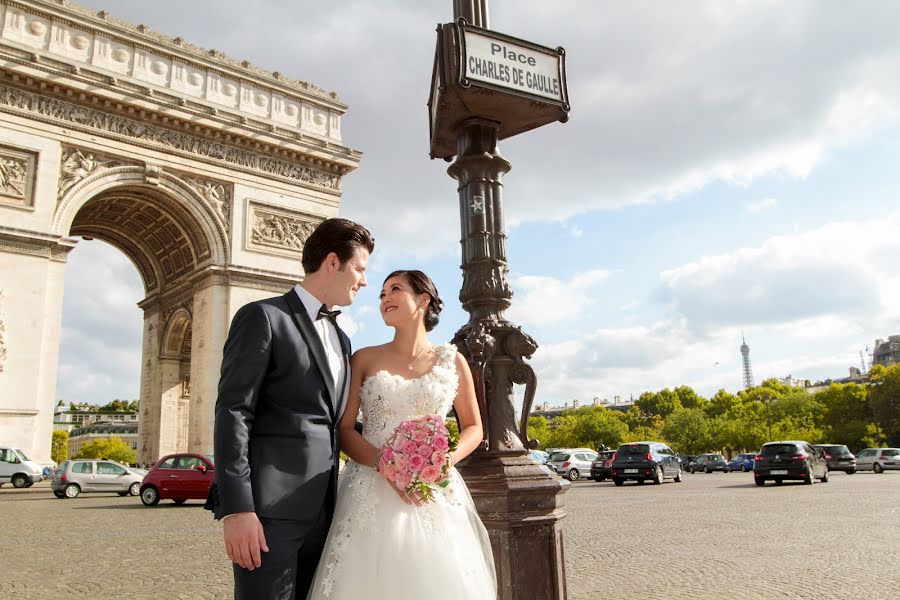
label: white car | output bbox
[547,449,598,481]
[0,446,44,488]
[855,448,900,473]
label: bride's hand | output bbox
[378,469,424,506]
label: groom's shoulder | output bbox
[234,293,292,320]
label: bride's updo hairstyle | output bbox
[384,270,444,332]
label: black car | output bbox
[689,454,729,473]
[610,441,683,486]
[753,441,829,486]
[589,451,616,482]
[813,444,856,474]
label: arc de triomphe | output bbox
[0,0,360,465]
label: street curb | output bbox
[0,482,53,495]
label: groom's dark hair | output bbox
[302,218,374,274]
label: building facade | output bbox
[872,335,900,368]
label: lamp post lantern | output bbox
[428,2,571,598]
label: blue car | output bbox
[727,453,755,472]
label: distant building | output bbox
[805,367,869,394]
[54,405,140,457]
[872,335,900,368]
[778,374,811,388]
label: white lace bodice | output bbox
[358,343,459,448]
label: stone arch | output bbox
[53,166,229,294]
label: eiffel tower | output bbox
[741,333,755,389]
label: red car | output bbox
[140,453,214,506]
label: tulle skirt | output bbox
[308,462,496,599]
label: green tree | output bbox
[817,383,875,451]
[51,430,68,464]
[705,389,739,419]
[98,399,139,412]
[571,407,628,450]
[74,436,136,465]
[868,363,900,446]
[635,389,683,419]
[622,406,664,442]
[673,386,708,411]
[662,408,711,454]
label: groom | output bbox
[213,217,374,599]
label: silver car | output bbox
[855,448,900,473]
[547,449,598,481]
[51,459,144,498]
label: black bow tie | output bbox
[317,304,341,322]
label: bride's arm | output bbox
[450,352,484,465]
[338,350,380,469]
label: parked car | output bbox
[689,454,729,473]
[529,450,549,465]
[610,441,683,486]
[51,459,143,498]
[813,444,856,474]
[727,453,756,472]
[547,449,598,481]
[753,441,828,486]
[0,446,44,488]
[589,451,616,482]
[678,454,697,471]
[854,447,900,473]
[140,453,215,506]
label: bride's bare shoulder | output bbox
[351,344,390,375]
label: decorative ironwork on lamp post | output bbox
[428,2,571,598]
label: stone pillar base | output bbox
[459,452,569,600]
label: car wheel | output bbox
[140,485,160,506]
[128,482,141,496]
[117,491,129,497]
[847,469,856,475]
[53,490,66,498]
[613,478,624,487]
[689,467,695,474]
[755,478,765,486]
[11,474,28,488]
[567,469,580,482]
[741,465,748,472]
[706,466,712,474]
[804,471,814,485]
[775,478,783,485]
[874,463,884,474]
[637,479,645,485]
[820,469,829,483]
[64,483,80,498]
[173,499,187,505]
[674,467,683,483]
[653,466,664,485]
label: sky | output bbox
[57,1,900,407]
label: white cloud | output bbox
[746,197,778,213]
[507,269,612,326]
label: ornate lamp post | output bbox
[428,2,571,598]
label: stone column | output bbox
[188,281,230,456]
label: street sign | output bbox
[428,20,569,160]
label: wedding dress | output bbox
[308,343,497,599]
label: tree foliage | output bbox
[51,430,68,464]
[74,436,136,465]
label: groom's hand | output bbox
[223,511,269,570]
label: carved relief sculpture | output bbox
[251,207,319,252]
[180,175,231,227]
[0,145,37,207]
[58,147,123,199]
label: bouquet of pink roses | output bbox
[376,414,459,503]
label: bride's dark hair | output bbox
[384,270,444,332]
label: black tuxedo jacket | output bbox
[212,290,350,522]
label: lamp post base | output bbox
[459,452,570,600]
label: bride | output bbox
[307,270,497,599]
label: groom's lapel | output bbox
[334,330,351,422]
[284,291,337,416]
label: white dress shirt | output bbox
[293,284,345,388]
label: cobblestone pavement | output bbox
[2,472,898,599]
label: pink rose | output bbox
[431,451,447,467]
[381,447,394,461]
[403,440,418,454]
[419,465,441,484]
[392,436,407,451]
[412,430,429,442]
[402,421,417,433]
[433,435,449,451]
[416,444,433,457]
[408,454,426,472]
[393,454,408,471]
[382,464,397,481]
[394,471,412,490]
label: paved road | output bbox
[2,472,898,599]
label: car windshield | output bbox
[14,449,29,461]
[711,456,724,461]
[618,444,650,455]
[882,449,900,457]
[821,445,850,454]
[204,455,215,465]
[762,444,800,456]
[549,453,570,462]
